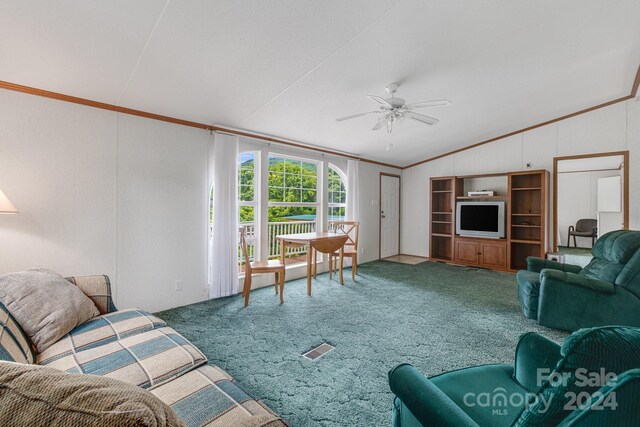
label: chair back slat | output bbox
[239,226,251,275]
[330,221,359,249]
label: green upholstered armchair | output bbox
[516,230,640,331]
[389,326,640,427]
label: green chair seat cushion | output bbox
[516,270,541,319]
[430,364,527,427]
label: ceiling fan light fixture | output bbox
[335,83,451,133]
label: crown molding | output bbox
[403,63,640,170]
[0,80,402,170]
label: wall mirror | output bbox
[553,151,629,264]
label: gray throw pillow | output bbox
[0,361,185,427]
[0,269,100,353]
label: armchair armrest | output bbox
[526,257,582,274]
[513,332,562,392]
[389,364,478,427]
[540,270,615,295]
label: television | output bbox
[456,201,506,238]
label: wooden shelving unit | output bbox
[508,171,548,270]
[429,170,549,272]
[429,177,456,261]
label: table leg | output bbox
[306,245,313,296]
[339,246,344,286]
[280,239,285,265]
[312,248,317,278]
[279,269,285,304]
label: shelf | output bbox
[456,196,507,200]
[511,224,540,228]
[431,233,452,238]
[432,211,453,215]
[432,221,452,224]
[511,187,541,191]
[511,213,541,216]
[511,239,541,244]
[433,190,453,193]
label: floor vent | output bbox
[302,343,335,360]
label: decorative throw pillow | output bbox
[0,361,185,427]
[0,269,99,353]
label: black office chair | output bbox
[568,218,597,247]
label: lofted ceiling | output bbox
[1,0,639,167]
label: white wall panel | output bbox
[116,114,209,312]
[522,123,557,171]
[557,101,627,156]
[0,90,116,279]
[453,134,523,175]
[400,156,454,256]
[628,98,640,230]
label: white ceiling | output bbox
[1,0,639,167]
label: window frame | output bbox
[327,164,347,221]
[238,151,260,267]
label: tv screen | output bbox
[460,205,499,232]
[456,202,505,238]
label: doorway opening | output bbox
[553,151,629,265]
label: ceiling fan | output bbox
[336,83,451,133]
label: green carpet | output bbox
[157,260,568,426]
[558,245,592,256]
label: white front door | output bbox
[380,175,400,258]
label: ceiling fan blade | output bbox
[406,99,452,109]
[372,115,388,131]
[405,111,439,125]
[335,111,383,121]
[367,95,393,108]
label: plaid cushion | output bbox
[0,302,34,364]
[151,364,287,427]
[41,327,206,390]
[67,275,117,314]
[37,309,166,365]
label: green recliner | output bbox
[517,230,640,331]
[389,326,640,427]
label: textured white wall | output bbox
[402,99,640,257]
[0,90,209,312]
[116,114,209,312]
[0,89,400,311]
[0,90,117,280]
[557,170,622,248]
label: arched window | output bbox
[328,165,347,221]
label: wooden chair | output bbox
[328,221,359,281]
[240,226,285,307]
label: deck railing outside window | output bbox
[213,220,316,266]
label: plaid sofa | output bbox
[0,275,287,427]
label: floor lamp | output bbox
[0,187,19,214]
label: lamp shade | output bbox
[0,188,18,214]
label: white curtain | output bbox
[346,159,360,221]
[209,133,239,298]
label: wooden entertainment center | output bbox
[429,170,549,272]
